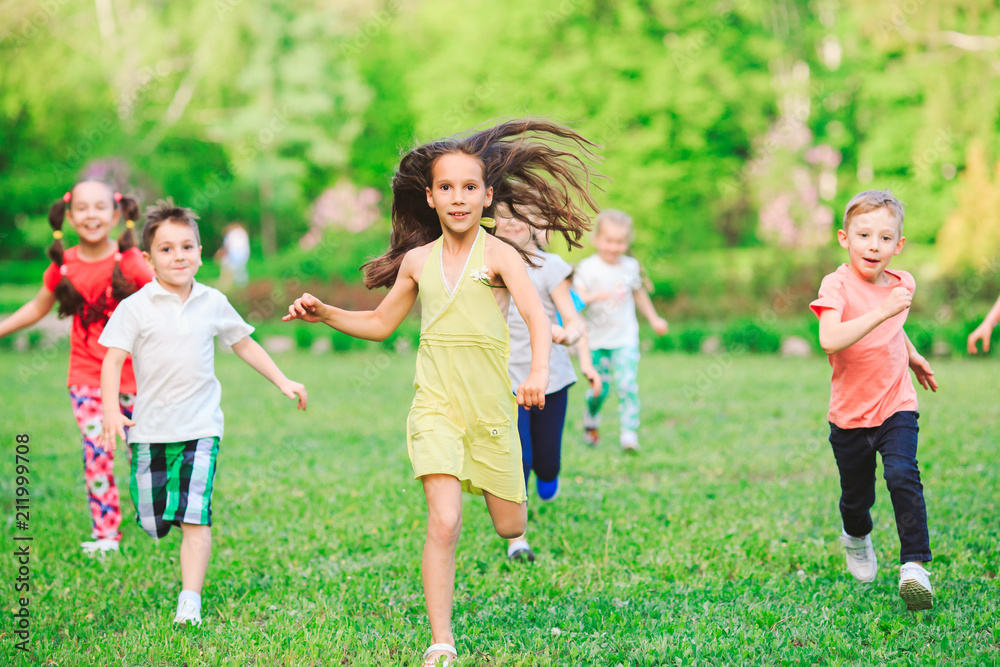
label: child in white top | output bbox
[573,209,668,451]
[99,200,306,626]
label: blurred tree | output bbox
[936,141,1000,275]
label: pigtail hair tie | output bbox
[62,192,71,203]
[125,220,135,229]
[52,230,64,240]
[114,192,123,202]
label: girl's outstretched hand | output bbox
[99,413,135,452]
[283,293,327,324]
[279,380,308,410]
[517,370,548,410]
[967,321,993,354]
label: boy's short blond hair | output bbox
[595,209,633,238]
[843,190,905,235]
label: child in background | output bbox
[967,294,1000,354]
[99,200,307,626]
[284,119,598,667]
[0,181,152,555]
[810,190,938,610]
[496,206,601,562]
[573,209,668,452]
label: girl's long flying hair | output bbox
[363,118,601,289]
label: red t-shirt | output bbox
[42,246,153,392]
[810,264,918,429]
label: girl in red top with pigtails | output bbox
[0,180,153,556]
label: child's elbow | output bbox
[818,337,839,356]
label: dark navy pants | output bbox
[518,385,570,488]
[829,411,932,563]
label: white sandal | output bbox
[422,643,457,666]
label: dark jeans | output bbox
[518,385,570,487]
[829,410,932,564]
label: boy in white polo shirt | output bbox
[98,200,307,626]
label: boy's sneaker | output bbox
[174,596,202,626]
[620,431,640,453]
[507,539,536,563]
[839,529,877,583]
[898,562,933,611]
[584,427,599,447]
[81,538,120,558]
[537,476,559,502]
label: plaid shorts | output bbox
[129,437,220,539]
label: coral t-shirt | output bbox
[42,246,153,392]
[809,264,918,429]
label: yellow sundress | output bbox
[406,226,527,503]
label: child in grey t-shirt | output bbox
[498,206,599,562]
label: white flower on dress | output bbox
[469,265,491,286]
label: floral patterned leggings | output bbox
[69,385,134,541]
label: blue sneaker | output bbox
[537,476,559,502]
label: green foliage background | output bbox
[2,0,1000,315]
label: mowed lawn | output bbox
[1,347,998,666]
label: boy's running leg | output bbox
[875,412,931,565]
[874,411,933,609]
[421,474,463,653]
[180,523,212,593]
[176,523,211,625]
[829,423,879,581]
[611,345,641,451]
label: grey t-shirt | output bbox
[507,250,577,393]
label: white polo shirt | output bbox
[99,278,254,444]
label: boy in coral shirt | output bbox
[810,190,938,610]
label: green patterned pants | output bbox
[584,344,641,435]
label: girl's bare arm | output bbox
[0,287,56,338]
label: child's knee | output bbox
[427,510,462,545]
[180,522,212,545]
[883,462,921,491]
[492,508,527,539]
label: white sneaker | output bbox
[620,430,640,453]
[81,539,120,558]
[174,598,202,626]
[899,562,933,610]
[839,529,877,583]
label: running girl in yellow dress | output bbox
[284,118,598,666]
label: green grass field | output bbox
[1,349,998,666]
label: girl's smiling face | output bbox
[66,181,119,248]
[425,152,493,234]
[838,207,905,284]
